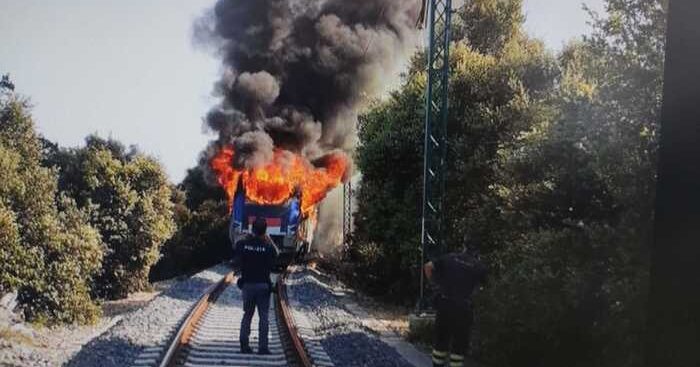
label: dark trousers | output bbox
[240,282,271,350]
[433,297,473,366]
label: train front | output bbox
[211,147,346,266]
[229,186,316,265]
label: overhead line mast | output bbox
[343,179,353,250]
[419,0,453,310]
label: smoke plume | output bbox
[196,0,422,167]
[313,185,344,256]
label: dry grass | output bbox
[0,326,37,347]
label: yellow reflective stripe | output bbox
[450,354,465,361]
[433,356,446,364]
[432,350,448,357]
[449,362,463,367]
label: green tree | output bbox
[150,195,230,281]
[477,1,666,365]
[150,166,231,281]
[51,136,176,299]
[352,75,426,300]
[354,0,665,365]
[179,165,227,209]
[0,84,103,324]
[352,0,556,302]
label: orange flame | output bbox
[210,146,348,217]
[210,146,241,209]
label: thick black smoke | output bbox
[196,0,422,169]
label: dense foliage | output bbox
[352,0,666,365]
[0,87,103,324]
[353,0,556,302]
[46,136,176,299]
[0,74,232,321]
[0,77,177,321]
[149,166,231,281]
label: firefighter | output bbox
[423,236,487,367]
[233,217,279,355]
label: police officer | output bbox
[233,217,279,354]
[424,236,487,367]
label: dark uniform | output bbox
[233,235,279,354]
[430,251,487,367]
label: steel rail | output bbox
[157,266,312,367]
[159,271,234,367]
[277,268,314,367]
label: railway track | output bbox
[139,266,332,367]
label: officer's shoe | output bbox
[240,345,253,354]
[258,348,271,355]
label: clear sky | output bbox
[1,0,605,183]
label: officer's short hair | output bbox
[252,217,267,236]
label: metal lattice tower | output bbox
[343,180,353,249]
[420,0,453,310]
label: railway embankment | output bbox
[286,265,432,367]
[1,263,438,367]
[0,265,229,367]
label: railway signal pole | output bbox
[419,0,453,310]
[343,180,353,250]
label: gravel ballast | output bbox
[285,266,428,367]
[2,264,429,367]
[0,310,122,367]
[65,264,231,367]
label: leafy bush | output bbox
[150,191,231,281]
[150,164,232,281]
[352,0,555,303]
[49,137,176,299]
[0,201,27,295]
[476,226,648,367]
[0,90,103,324]
[350,75,425,303]
[352,0,663,365]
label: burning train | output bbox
[198,0,420,261]
[227,184,317,264]
[211,146,348,263]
